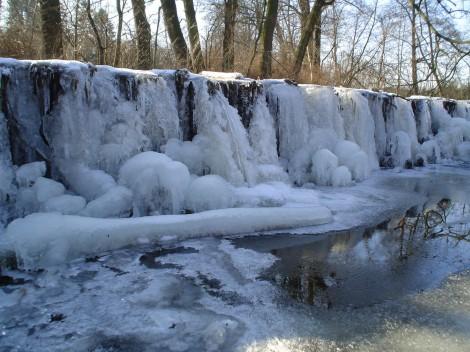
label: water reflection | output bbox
[239,200,470,309]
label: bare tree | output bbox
[39,0,64,58]
[86,0,105,64]
[183,0,205,72]
[131,0,152,69]
[223,0,238,71]
[153,6,162,67]
[292,0,334,79]
[161,0,189,67]
[113,0,125,66]
[259,0,279,78]
[409,0,418,94]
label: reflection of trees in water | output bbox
[396,199,470,259]
[272,199,470,308]
[277,268,334,308]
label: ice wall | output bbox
[1,59,469,225]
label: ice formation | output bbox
[185,175,235,213]
[1,59,470,266]
[4,206,333,268]
[311,149,338,186]
[42,194,86,215]
[118,151,190,215]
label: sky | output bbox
[100,0,469,42]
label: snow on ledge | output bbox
[4,206,332,269]
[199,71,246,81]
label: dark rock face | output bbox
[381,95,394,123]
[195,77,265,130]
[174,70,197,141]
[443,100,457,117]
[379,155,394,168]
[30,63,65,115]
[411,99,430,143]
[265,92,281,157]
[116,74,139,101]
[219,80,262,129]
[1,66,51,168]
[414,156,425,167]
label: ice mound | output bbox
[347,150,370,181]
[62,164,116,201]
[185,175,235,213]
[334,140,361,165]
[289,129,339,185]
[234,182,290,207]
[32,177,65,203]
[332,166,353,187]
[15,161,46,187]
[311,149,338,186]
[42,194,86,215]
[334,140,370,181]
[420,140,441,164]
[118,151,190,215]
[15,174,71,217]
[80,186,133,218]
[5,206,333,268]
[162,138,206,175]
[256,164,289,183]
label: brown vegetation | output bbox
[0,0,468,98]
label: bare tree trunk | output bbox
[183,0,205,72]
[223,0,238,71]
[247,0,266,77]
[378,21,386,89]
[299,0,315,80]
[86,0,105,64]
[153,6,162,67]
[73,0,79,60]
[425,8,443,95]
[332,3,339,83]
[396,17,404,94]
[313,18,321,70]
[161,0,189,67]
[113,0,124,67]
[408,0,418,94]
[259,0,279,78]
[292,0,331,80]
[39,0,64,58]
[131,0,152,69]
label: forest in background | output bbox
[0,0,469,99]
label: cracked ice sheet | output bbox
[0,238,321,352]
[2,236,469,352]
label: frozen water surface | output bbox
[1,166,470,352]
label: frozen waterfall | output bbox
[1,59,470,266]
